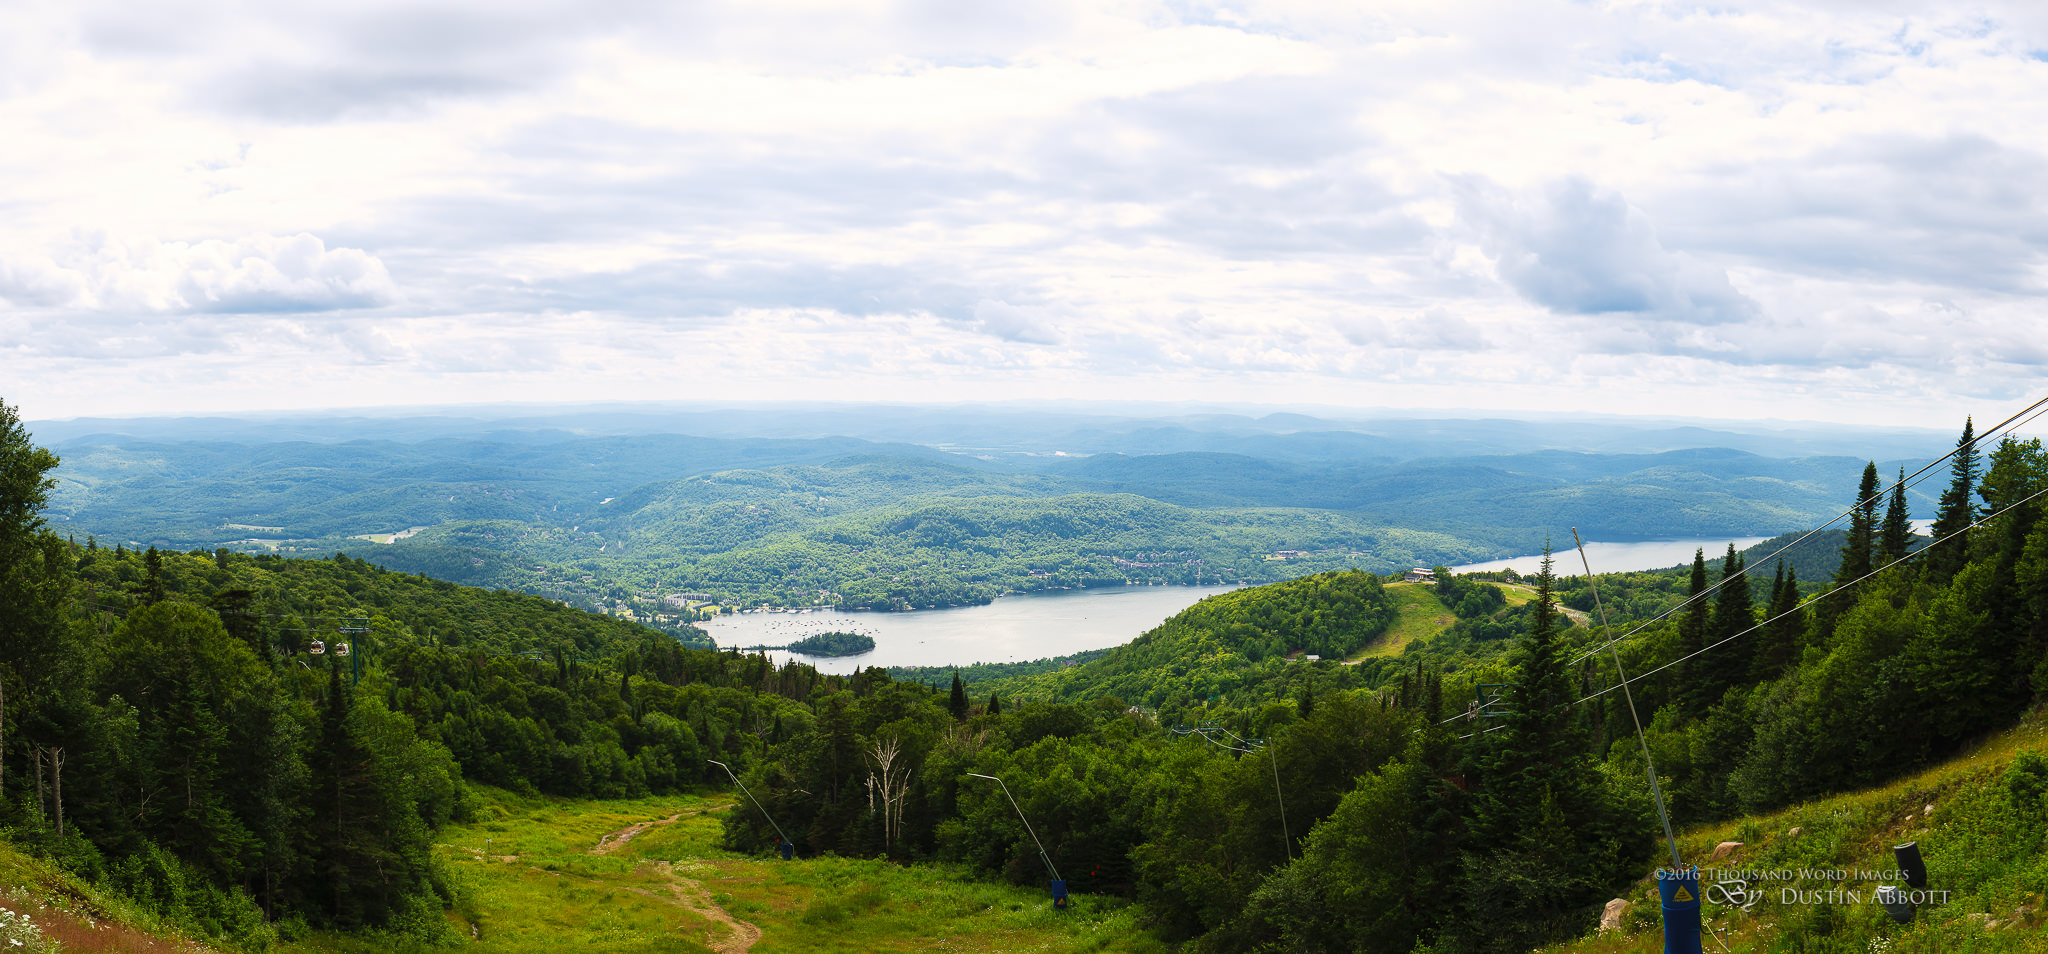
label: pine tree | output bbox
[0,397,63,808]
[1716,545,1754,640]
[948,672,969,720]
[1674,549,1709,710]
[1840,462,1880,582]
[1459,546,1642,952]
[986,692,1001,716]
[1879,466,1913,567]
[310,659,364,924]
[1682,544,1752,710]
[1926,418,1980,585]
[142,546,167,605]
[1751,562,1803,681]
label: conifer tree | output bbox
[1750,562,1802,681]
[1840,462,1880,582]
[948,672,969,721]
[1692,544,1754,707]
[1459,546,1640,952]
[310,658,372,925]
[1674,549,1709,709]
[1879,466,1913,567]
[1926,418,1980,585]
[985,691,1001,716]
[142,546,167,605]
[0,396,63,806]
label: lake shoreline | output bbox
[701,583,1244,674]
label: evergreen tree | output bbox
[1840,462,1880,582]
[947,672,969,721]
[1716,545,1754,640]
[1879,466,1913,567]
[141,546,167,605]
[985,692,1001,716]
[1459,546,1645,951]
[1691,543,1754,708]
[1751,563,1803,681]
[1926,418,1980,585]
[1674,549,1709,710]
[0,397,64,808]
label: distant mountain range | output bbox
[29,403,1950,613]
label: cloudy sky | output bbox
[5,0,2047,428]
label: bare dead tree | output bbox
[864,734,913,851]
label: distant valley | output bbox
[32,404,1945,621]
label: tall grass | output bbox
[275,786,1166,954]
[1544,710,2048,954]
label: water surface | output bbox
[699,584,1241,674]
[1451,537,1775,576]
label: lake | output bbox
[698,583,1242,674]
[1451,537,1775,576]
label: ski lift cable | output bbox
[1568,392,2048,667]
[1997,401,2048,440]
[1571,482,2048,710]
[1190,730,1257,755]
[1572,527,1683,869]
[1420,476,2048,734]
[1170,727,1293,860]
[1173,723,1258,754]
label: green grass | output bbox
[1543,709,2048,954]
[1347,582,1454,661]
[279,786,1167,954]
[0,835,224,953]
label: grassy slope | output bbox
[0,837,219,953]
[284,787,1164,954]
[1344,581,1530,661]
[1546,712,2048,954]
[1348,582,1454,660]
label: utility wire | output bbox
[1569,393,2048,667]
[1571,482,2048,709]
[1423,398,2048,735]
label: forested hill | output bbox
[0,497,862,946]
[66,542,713,656]
[1012,571,1396,710]
[35,410,1933,613]
[15,403,2048,954]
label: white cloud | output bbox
[1458,177,1760,325]
[972,300,1063,344]
[4,1,2048,428]
[0,233,397,314]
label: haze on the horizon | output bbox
[4,1,2047,430]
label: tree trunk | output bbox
[33,743,45,823]
[48,747,63,838]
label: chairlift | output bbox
[309,640,326,655]
[1475,684,1510,718]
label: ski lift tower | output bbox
[338,618,371,685]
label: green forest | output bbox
[42,420,1907,615]
[6,397,2048,954]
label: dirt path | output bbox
[655,860,761,954]
[584,804,760,952]
[590,803,733,855]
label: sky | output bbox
[4,0,2048,429]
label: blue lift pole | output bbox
[968,772,1066,908]
[708,760,793,859]
[1573,530,1697,954]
